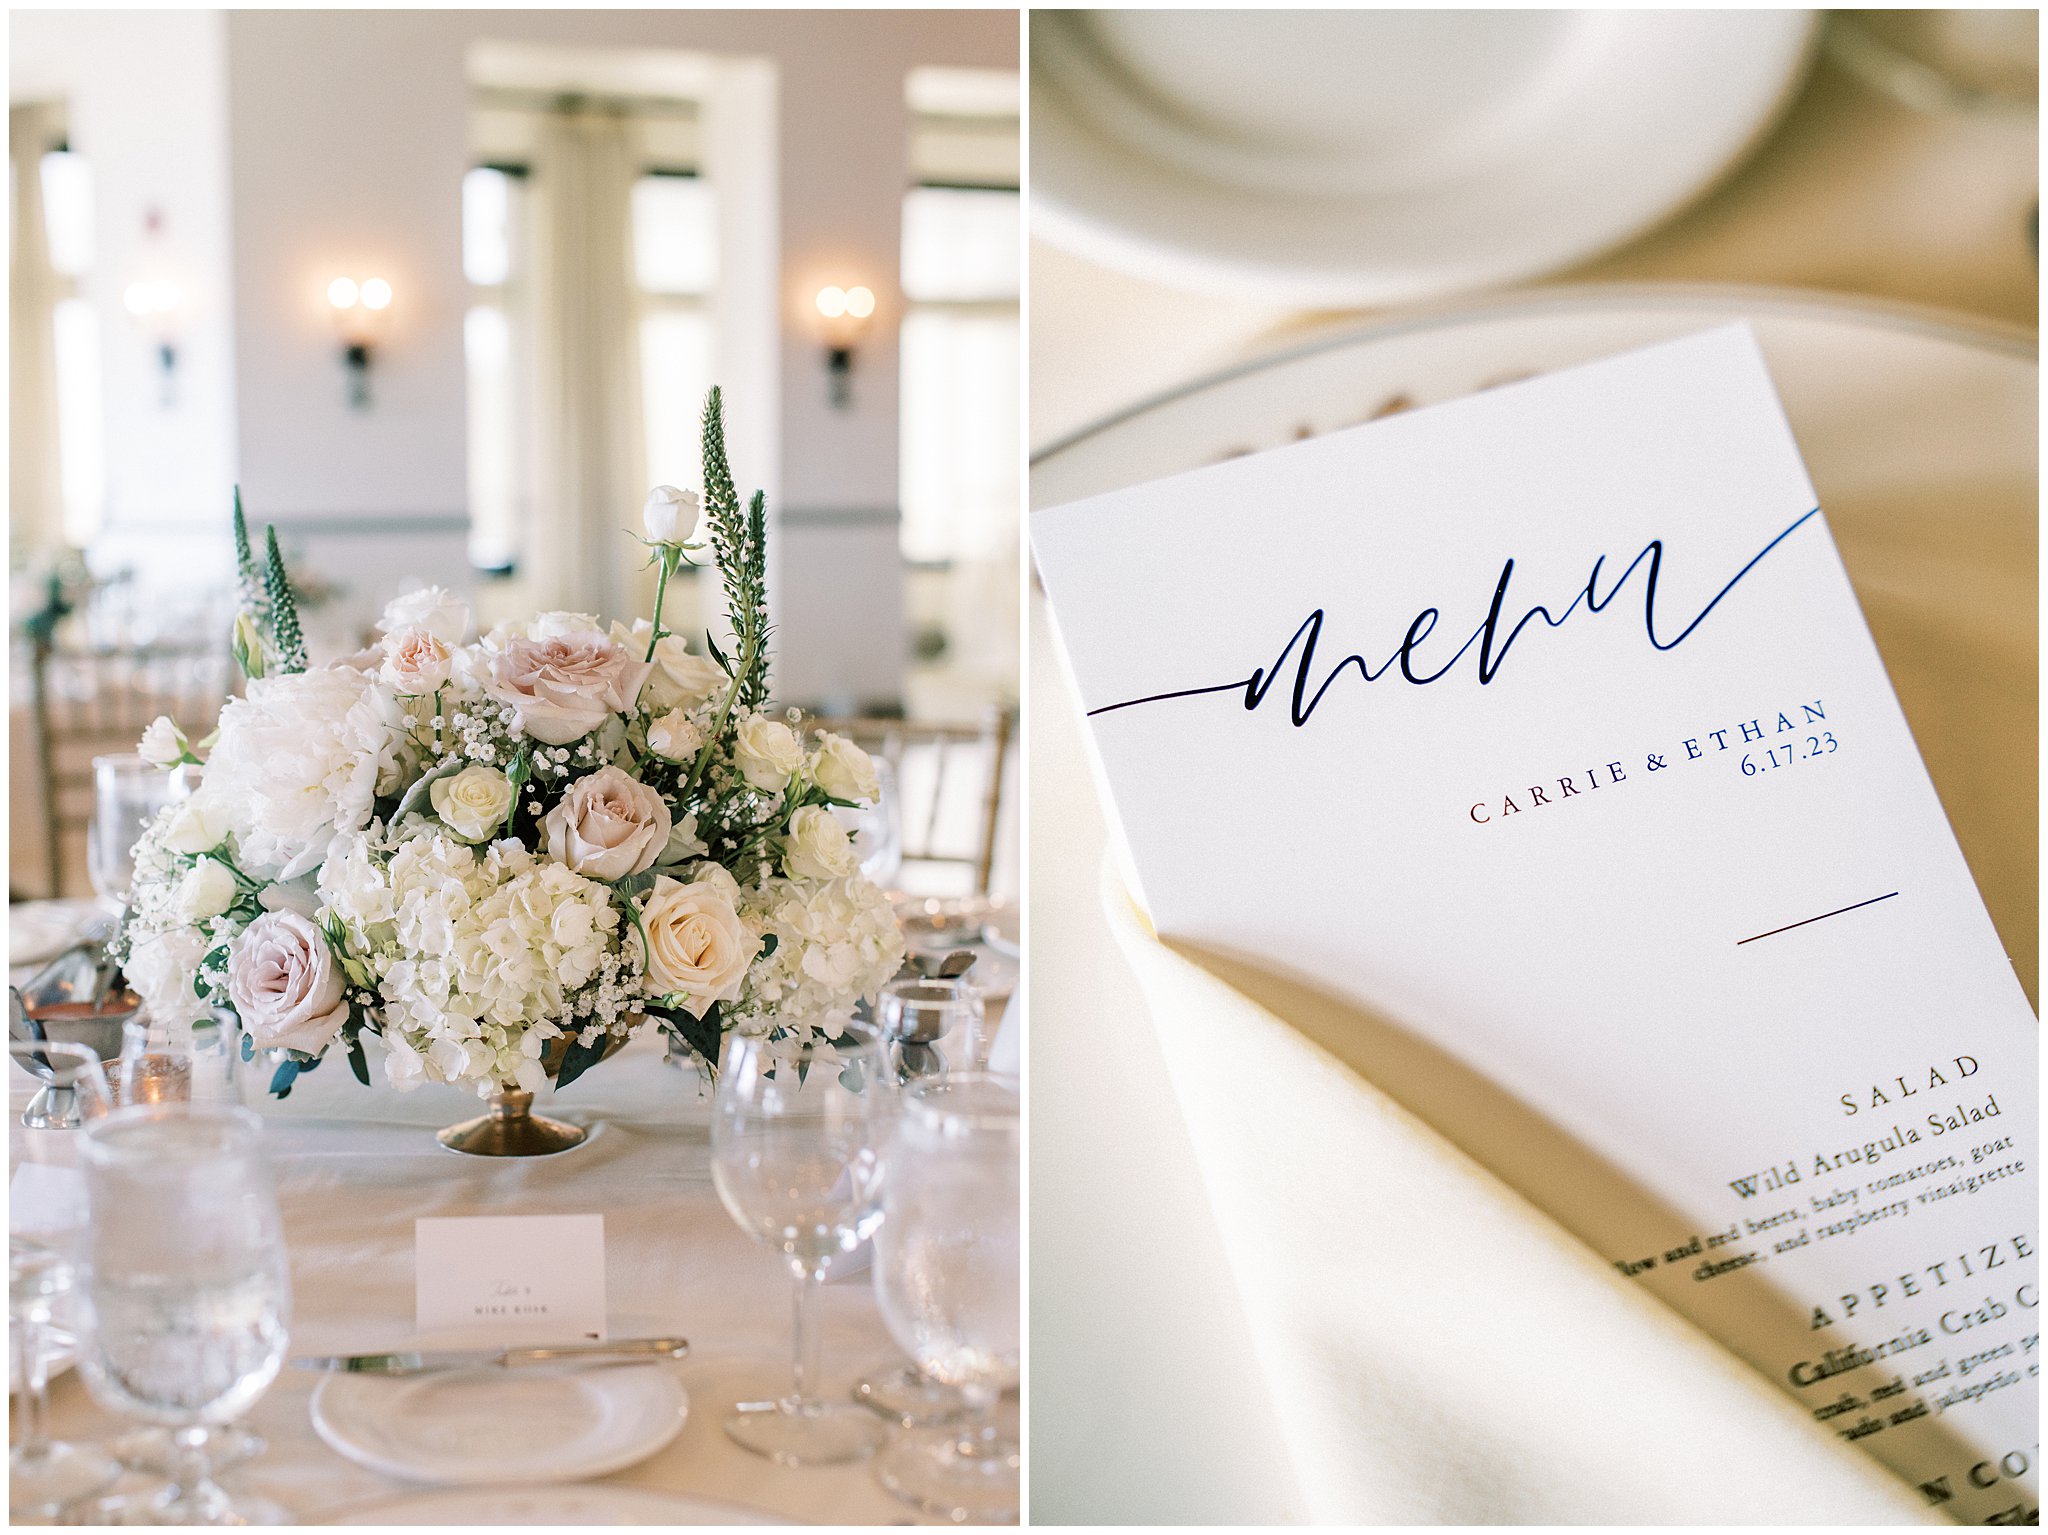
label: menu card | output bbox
[1033,325,2038,1522]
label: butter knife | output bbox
[290,1336,688,1375]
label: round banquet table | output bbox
[8,986,1015,1526]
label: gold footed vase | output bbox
[436,1088,588,1157]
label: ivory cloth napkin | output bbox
[1101,862,1943,1527]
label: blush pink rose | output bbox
[488,630,652,745]
[543,766,673,880]
[226,911,350,1056]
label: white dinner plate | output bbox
[1032,10,1817,305]
[8,900,106,971]
[1031,284,2037,1001]
[310,1364,687,1487]
[328,1484,780,1525]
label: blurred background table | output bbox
[1027,11,2037,1524]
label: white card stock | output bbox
[414,1214,607,1345]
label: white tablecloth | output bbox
[10,1027,1011,1525]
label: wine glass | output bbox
[72,1104,291,1525]
[852,756,903,888]
[710,1017,891,1466]
[877,975,986,1076]
[87,756,176,911]
[872,1073,1021,1523]
[8,1040,120,1518]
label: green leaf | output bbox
[704,630,731,675]
[346,1031,370,1087]
[553,1032,607,1092]
[239,1030,255,1063]
[758,932,778,960]
[268,1058,301,1098]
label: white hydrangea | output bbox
[318,829,626,1095]
[736,872,906,1034]
[203,667,402,880]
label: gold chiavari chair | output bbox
[30,636,234,897]
[805,707,1014,895]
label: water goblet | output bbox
[87,756,177,912]
[114,1016,237,1110]
[872,1073,1021,1523]
[710,1017,891,1466]
[8,1040,120,1518]
[71,1104,291,1525]
[877,974,985,1076]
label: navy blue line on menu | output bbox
[1086,507,1822,724]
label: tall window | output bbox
[899,70,1021,708]
[461,97,716,576]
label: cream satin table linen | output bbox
[9,1031,994,1526]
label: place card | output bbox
[414,1214,607,1344]
[1034,325,2039,1522]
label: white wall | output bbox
[9,9,239,589]
[218,9,1017,705]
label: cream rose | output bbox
[430,764,515,843]
[645,636,726,713]
[646,711,704,762]
[642,484,700,544]
[809,733,880,804]
[226,911,350,1055]
[639,868,759,1007]
[733,716,803,791]
[542,766,672,880]
[173,858,238,920]
[783,805,859,881]
[488,630,653,745]
[161,793,232,855]
[137,715,190,768]
[380,626,453,695]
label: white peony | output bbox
[733,716,802,791]
[783,805,858,881]
[173,858,238,921]
[809,733,880,804]
[377,586,470,645]
[202,667,399,880]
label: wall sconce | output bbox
[327,276,392,408]
[813,284,875,408]
[122,278,183,407]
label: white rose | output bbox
[639,869,760,1007]
[137,715,190,768]
[646,711,704,762]
[542,765,672,880]
[809,733,880,804]
[487,630,652,745]
[378,585,470,644]
[643,484,700,544]
[656,814,709,866]
[733,716,803,791]
[380,626,453,695]
[161,793,232,855]
[173,858,239,921]
[226,911,350,1056]
[608,622,727,713]
[784,805,859,882]
[429,765,515,843]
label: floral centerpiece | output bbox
[112,389,905,1153]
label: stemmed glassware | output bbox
[87,756,177,912]
[710,1016,892,1466]
[872,1073,1021,1523]
[71,1104,291,1525]
[9,1040,121,1518]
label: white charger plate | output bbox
[1031,284,2037,1001]
[329,1484,779,1525]
[310,1364,686,1488]
[1032,11,1817,305]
